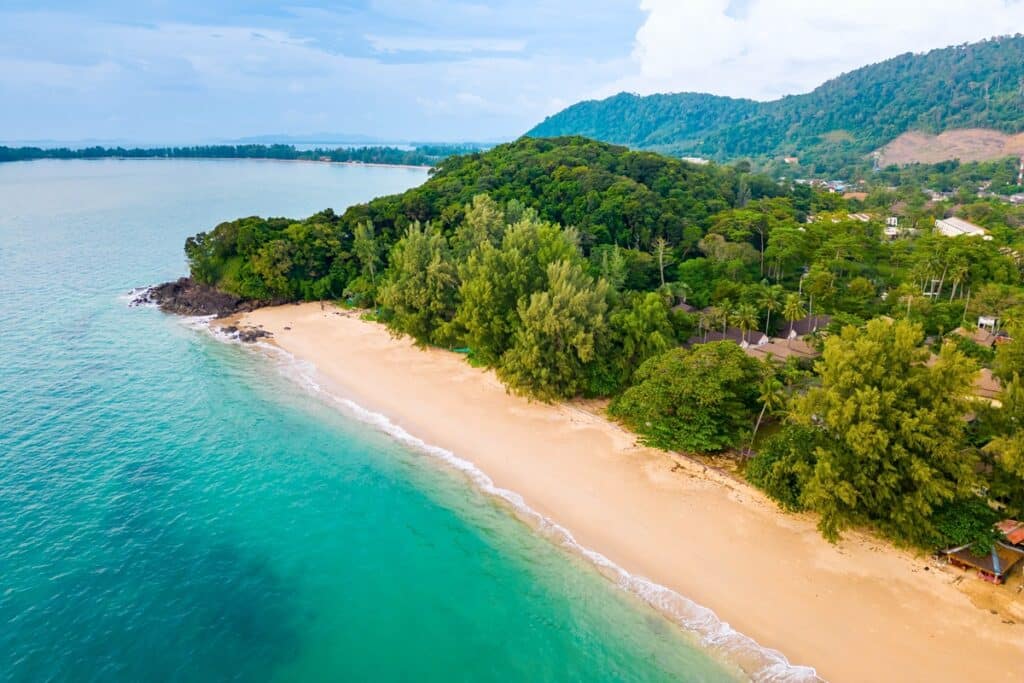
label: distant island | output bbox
[528,35,1024,176]
[0,143,489,167]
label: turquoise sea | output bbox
[0,159,746,682]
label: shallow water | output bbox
[0,159,739,682]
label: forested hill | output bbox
[182,135,786,304]
[527,35,1024,173]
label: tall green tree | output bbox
[782,294,806,339]
[498,261,609,401]
[455,216,581,366]
[353,220,382,298]
[792,319,979,542]
[609,342,763,453]
[379,222,458,346]
[605,292,677,387]
[731,303,760,343]
[451,194,505,260]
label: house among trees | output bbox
[973,368,1003,406]
[786,314,831,339]
[955,317,1014,348]
[944,543,1024,584]
[744,337,818,363]
[996,520,1024,550]
[934,216,993,240]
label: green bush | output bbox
[745,425,818,511]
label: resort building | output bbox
[934,217,992,240]
[945,544,1024,584]
[743,338,818,363]
[785,315,832,340]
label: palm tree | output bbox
[731,303,759,343]
[698,311,710,342]
[746,376,785,458]
[653,236,672,288]
[716,300,733,335]
[757,285,784,336]
[783,294,806,345]
[948,262,969,302]
[706,306,728,337]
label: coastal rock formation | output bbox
[220,325,272,343]
[132,277,272,317]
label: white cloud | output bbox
[613,0,1024,100]
[365,35,526,53]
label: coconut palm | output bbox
[706,306,729,337]
[746,376,785,458]
[716,300,734,334]
[783,293,807,343]
[757,285,784,335]
[731,303,759,343]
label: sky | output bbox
[2,0,1023,144]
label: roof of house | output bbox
[673,302,698,314]
[935,217,989,237]
[744,338,818,362]
[787,315,832,337]
[692,327,748,345]
[996,520,1024,546]
[946,545,1024,578]
[974,368,1002,401]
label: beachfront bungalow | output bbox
[944,544,1024,584]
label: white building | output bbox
[934,217,992,240]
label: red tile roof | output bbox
[997,520,1024,546]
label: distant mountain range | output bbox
[527,35,1024,173]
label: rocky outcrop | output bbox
[220,325,272,343]
[131,277,274,317]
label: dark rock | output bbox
[236,327,272,343]
[133,277,284,318]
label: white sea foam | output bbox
[199,319,822,683]
[123,285,158,307]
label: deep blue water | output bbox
[0,159,738,682]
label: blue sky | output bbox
[3,1,1024,144]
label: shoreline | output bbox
[235,303,1024,683]
[3,157,433,171]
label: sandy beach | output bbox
[238,303,1024,682]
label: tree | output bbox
[607,291,676,385]
[783,294,806,340]
[455,216,580,366]
[993,325,1024,383]
[983,375,1024,481]
[609,342,763,453]
[757,285,784,335]
[747,375,785,458]
[353,220,382,299]
[451,194,505,260]
[652,236,673,288]
[731,303,759,343]
[379,222,458,346]
[498,261,609,401]
[792,319,979,542]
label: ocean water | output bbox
[0,159,742,682]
